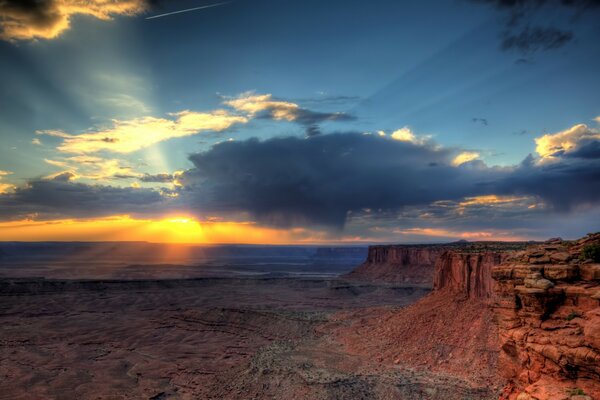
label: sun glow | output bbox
[0,215,312,244]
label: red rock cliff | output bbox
[434,251,507,299]
[343,245,446,284]
[492,234,600,400]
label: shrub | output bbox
[565,312,581,321]
[569,388,586,396]
[580,243,600,262]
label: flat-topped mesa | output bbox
[343,245,446,284]
[344,241,529,286]
[433,250,508,299]
[491,233,600,400]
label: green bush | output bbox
[580,243,600,262]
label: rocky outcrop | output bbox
[434,251,508,299]
[344,241,529,286]
[343,245,447,284]
[333,245,522,395]
[492,234,600,400]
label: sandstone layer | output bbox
[492,234,600,400]
[434,250,508,299]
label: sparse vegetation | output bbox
[569,387,586,396]
[565,312,581,321]
[580,243,600,262]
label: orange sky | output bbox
[0,215,534,244]
[0,215,312,244]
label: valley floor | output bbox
[0,277,497,400]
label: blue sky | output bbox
[0,0,599,243]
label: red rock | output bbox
[579,264,600,281]
[433,250,506,298]
[342,245,445,284]
[492,233,600,400]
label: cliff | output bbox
[434,250,508,299]
[343,245,447,284]
[332,246,513,394]
[344,241,528,286]
[492,234,600,400]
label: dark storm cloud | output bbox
[139,173,176,183]
[497,154,600,210]
[178,133,501,228]
[470,0,600,54]
[2,133,598,228]
[563,140,600,159]
[0,178,166,220]
[177,133,600,228]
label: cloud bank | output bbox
[0,0,149,41]
[2,121,599,238]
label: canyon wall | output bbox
[434,251,507,299]
[343,245,447,284]
[344,241,527,286]
[492,234,600,400]
[334,245,518,394]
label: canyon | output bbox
[338,235,600,400]
[1,236,598,399]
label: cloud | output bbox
[501,26,573,53]
[496,152,600,211]
[178,133,501,228]
[0,0,149,41]
[139,171,183,186]
[224,93,354,136]
[452,151,481,166]
[0,170,15,194]
[0,177,168,221]
[37,93,352,155]
[470,0,600,54]
[38,110,248,154]
[2,123,599,233]
[534,122,600,161]
[47,171,77,182]
[44,155,137,181]
[472,117,489,126]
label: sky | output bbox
[0,0,599,244]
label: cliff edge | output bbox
[492,234,600,400]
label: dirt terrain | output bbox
[0,277,491,400]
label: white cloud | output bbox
[451,151,480,166]
[535,122,600,161]
[0,170,15,194]
[38,110,248,154]
[224,93,299,121]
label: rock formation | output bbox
[344,241,528,286]
[434,250,508,299]
[492,234,600,400]
[343,245,447,284]
[332,246,514,395]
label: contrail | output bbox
[146,1,231,20]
